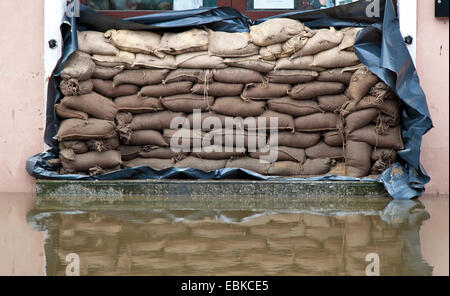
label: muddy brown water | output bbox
[0,193,448,276]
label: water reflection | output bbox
[27,200,433,276]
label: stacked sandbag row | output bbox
[54,19,402,177]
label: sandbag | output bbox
[176,156,226,172]
[57,118,116,141]
[274,131,321,148]
[212,97,265,117]
[123,157,174,170]
[208,129,267,150]
[370,148,397,174]
[112,69,170,87]
[86,136,120,152]
[159,29,209,55]
[92,79,139,98]
[250,18,308,46]
[139,81,193,98]
[92,65,125,80]
[288,81,345,100]
[58,92,118,121]
[294,28,343,57]
[213,67,264,84]
[342,96,400,119]
[249,146,306,163]
[369,82,396,101]
[114,95,164,114]
[317,94,349,112]
[317,68,354,85]
[268,158,331,176]
[125,130,168,146]
[349,125,404,149]
[128,111,185,131]
[345,108,379,134]
[161,94,215,112]
[268,97,323,116]
[191,82,244,97]
[225,157,271,175]
[61,51,95,81]
[345,140,372,177]
[275,56,325,72]
[91,51,135,68]
[133,53,177,69]
[347,67,381,101]
[305,142,344,159]
[339,27,363,51]
[311,47,360,69]
[373,113,400,128]
[115,112,133,126]
[186,112,227,131]
[267,70,318,84]
[163,69,213,84]
[208,31,259,57]
[104,29,163,58]
[241,83,290,100]
[118,145,142,161]
[61,150,122,173]
[259,44,287,61]
[224,55,275,72]
[192,145,246,160]
[246,110,295,131]
[139,146,187,160]
[54,104,89,121]
[175,51,226,69]
[59,141,89,155]
[77,31,119,56]
[60,78,93,96]
[281,33,312,56]
[294,113,339,132]
[163,129,211,149]
[322,131,344,147]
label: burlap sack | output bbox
[345,140,372,177]
[139,146,187,160]
[86,136,120,152]
[339,27,363,51]
[163,129,211,149]
[176,156,226,172]
[114,95,164,114]
[249,146,306,163]
[139,81,193,98]
[293,28,343,57]
[281,33,313,56]
[191,82,244,97]
[369,82,396,101]
[317,68,354,85]
[225,157,271,175]
[268,97,323,116]
[294,113,339,132]
[163,69,213,84]
[185,112,227,131]
[60,79,93,96]
[213,67,264,84]
[61,150,122,172]
[57,119,116,142]
[61,51,95,81]
[317,94,349,112]
[342,96,400,119]
[118,145,142,161]
[260,44,289,61]
[267,70,318,84]
[159,29,209,55]
[115,112,133,126]
[133,53,177,69]
[59,141,89,154]
[246,110,295,131]
[305,141,344,159]
[104,29,163,58]
[123,158,174,170]
[208,31,259,57]
[192,145,246,160]
[250,18,308,46]
[311,47,360,69]
[241,83,291,100]
[161,94,215,112]
[208,129,266,149]
[212,97,265,117]
[112,69,170,86]
[125,130,168,147]
[372,113,400,128]
[77,31,119,56]
[268,158,331,176]
[347,67,381,101]
[273,131,321,148]
[349,125,404,149]
[55,104,89,121]
[275,56,325,72]
[175,51,226,69]
[92,65,125,80]
[322,131,344,147]
[370,148,397,174]
[224,55,275,72]
[91,51,135,68]
[288,82,345,100]
[345,108,379,134]
[58,92,118,121]
[129,111,185,131]
[92,79,139,98]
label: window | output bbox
[85,0,217,11]
[247,0,338,11]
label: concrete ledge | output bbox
[36,179,390,211]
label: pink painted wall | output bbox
[416,1,450,195]
[0,0,45,193]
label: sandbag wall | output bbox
[55,18,402,177]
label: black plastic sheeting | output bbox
[26,0,433,199]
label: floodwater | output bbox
[0,193,448,276]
